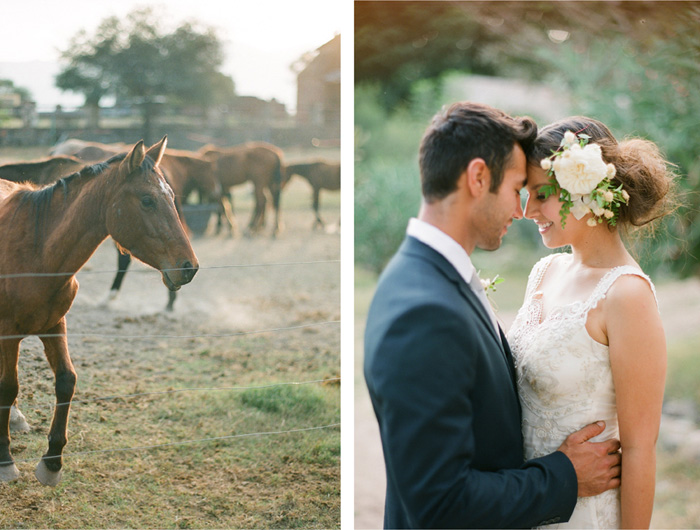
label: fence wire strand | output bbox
[2,423,341,466]
[1,319,339,341]
[0,259,340,280]
[2,377,340,411]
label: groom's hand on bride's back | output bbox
[556,420,622,497]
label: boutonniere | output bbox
[478,272,504,313]
[479,274,504,293]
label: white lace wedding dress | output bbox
[507,254,657,529]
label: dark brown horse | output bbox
[199,142,284,236]
[0,156,85,186]
[0,137,198,486]
[285,160,340,228]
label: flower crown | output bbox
[539,130,629,228]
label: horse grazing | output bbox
[0,137,198,486]
[285,160,340,229]
[50,139,126,161]
[105,148,221,311]
[199,142,284,236]
[0,156,85,186]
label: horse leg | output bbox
[220,194,238,237]
[247,186,266,234]
[165,290,176,312]
[0,337,21,482]
[35,319,76,487]
[102,250,132,306]
[312,187,324,230]
[10,400,30,432]
[270,185,282,238]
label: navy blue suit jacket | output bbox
[364,236,578,529]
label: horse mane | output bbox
[15,153,128,250]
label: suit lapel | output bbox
[402,237,507,358]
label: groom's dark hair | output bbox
[419,102,537,201]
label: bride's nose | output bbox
[523,193,537,220]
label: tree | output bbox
[0,79,33,125]
[56,8,236,138]
[355,1,688,109]
[55,17,122,128]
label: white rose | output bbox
[540,158,552,171]
[621,189,630,201]
[606,163,616,178]
[587,218,598,227]
[552,143,608,195]
[564,131,577,145]
[603,191,614,202]
[603,209,615,219]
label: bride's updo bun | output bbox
[531,116,676,230]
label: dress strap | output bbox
[525,254,560,300]
[585,266,659,312]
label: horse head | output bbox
[105,137,199,290]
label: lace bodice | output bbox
[507,254,657,529]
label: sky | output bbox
[0,0,342,112]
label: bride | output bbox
[508,117,675,529]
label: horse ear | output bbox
[121,140,146,175]
[146,135,168,167]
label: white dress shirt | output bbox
[406,218,501,338]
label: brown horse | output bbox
[104,149,221,311]
[160,149,222,205]
[0,156,85,186]
[285,160,340,228]
[49,141,218,311]
[199,142,284,236]
[0,137,198,486]
[50,139,126,160]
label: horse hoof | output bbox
[35,460,62,487]
[0,464,20,482]
[10,406,31,433]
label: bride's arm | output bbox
[605,275,667,530]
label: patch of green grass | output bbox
[239,385,326,417]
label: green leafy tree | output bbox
[55,17,122,128]
[56,8,236,138]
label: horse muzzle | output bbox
[162,260,198,291]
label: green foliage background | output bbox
[354,1,700,277]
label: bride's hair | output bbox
[531,116,677,232]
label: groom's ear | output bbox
[463,158,491,199]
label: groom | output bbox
[364,102,622,529]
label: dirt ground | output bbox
[354,276,700,530]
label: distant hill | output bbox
[0,61,84,112]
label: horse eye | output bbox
[141,195,156,208]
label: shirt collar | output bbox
[406,218,477,287]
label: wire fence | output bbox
[3,422,341,467]
[1,256,341,469]
[0,259,340,280]
[1,319,339,341]
[3,376,341,411]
